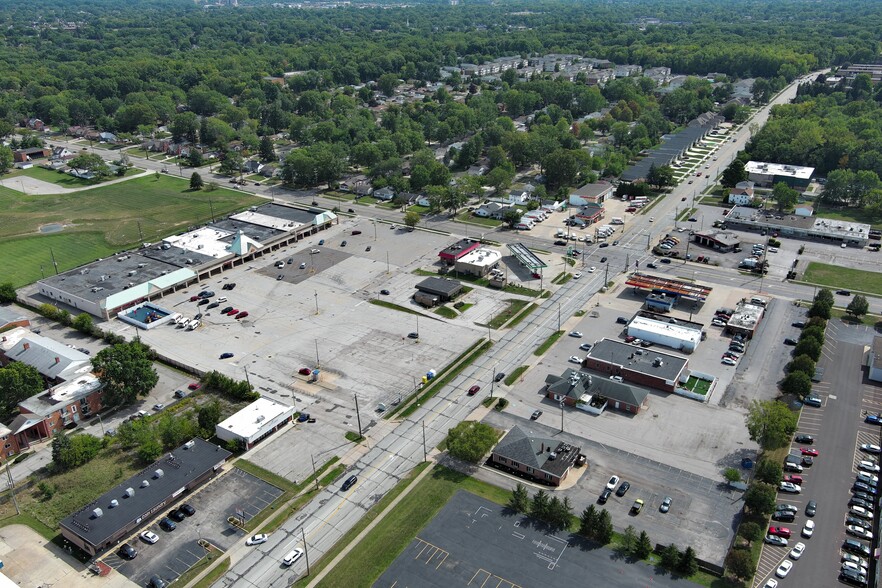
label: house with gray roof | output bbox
[490,426,582,487]
[545,367,649,415]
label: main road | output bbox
[210,73,833,587]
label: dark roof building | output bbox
[490,426,581,486]
[693,229,740,252]
[869,336,882,383]
[438,239,482,264]
[60,438,231,556]
[545,368,649,414]
[583,339,689,393]
[415,277,463,300]
[622,112,724,182]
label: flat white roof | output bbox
[164,226,235,259]
[630,316,701,343]
[457,247,502,267]
[215,397,294,440]
[745,161,814,180]
[230,210,305,231]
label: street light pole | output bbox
[559,401,565,433]
[354,393,362,438]
[491,366,496,399]
[314,290,319,315]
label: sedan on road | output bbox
[802,520,815,538]
[530,409,542,420]
[467,385,480,396]
[569,331,583,338]
[246,534,269,546]
[573,272,582,279]
[805,500,817,517]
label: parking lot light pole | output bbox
[559,401,565,432]
[354,393,363,438]
[96,413,105,436]
[491,367,496,399]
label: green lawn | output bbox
[684,376,711,396]
[803,262,882,296]
[487,299,529,328]
[1,174,263,286]
[12,166,133,188]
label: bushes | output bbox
[447,421,498,463]
[50,431,105,471]
[202,370,259,402]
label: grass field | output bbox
[803,262,882,295]
[2,174,262,287]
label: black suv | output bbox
[159,517,176,532]
[840,569,868,587]
[169,509,186,522]
[179,503,196,517]
[118,543,138,559]
[598,488,611,504]
[843,538,871,557]
[341,475,358,491]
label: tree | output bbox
[815,288,834,306]
[171,112,199,143]
[647,163,675,190]
[446,421,498,463]
[725,548,753,579]
[91,341,159,406]
[621,525,638,555]
[660,544,681,571]
[502,208,522,228]
[259,136,276,162]
[781,371,812,398]
[755,458,783,485]
[786,354,816,376]
[772,182,799,212]
[51,431,72,467]
[0,282,16,303]
[0,362,44,418]
[68,153,111,178]
[721,159,747,188]
[745,399,798,450]
[793,337,821,361]
[530,489,550,521]
[847,295,870,318]
[190,172,204,191]
[723,467,742,483]
[635,531,653,559]
[744,482,777,515]
[187,150,204,167]
[72,313,94,334]
[595,509,614,544]
[800,325,826,346]
[508,482,530,514]
[198,400,222,433]
[738,521,762,544]
[0,145,12,174]
[377,73,400,97]
[403,210,421,230]
[677,546,699,577]
[138,436,164,463]
[578,504,599,537]
[807,299,831,320]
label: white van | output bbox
[283,548,304,566]
[514,223,533,231]
[216,296,227,303]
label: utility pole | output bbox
[314,339,320,368]
[311,454,319,491]
[354,393,363,438]
[422,421,427,462]
[491,366,496,399]
[558,303,561,332]
[243,365,251,389]
[314,290,319,315]
[50,247,59,274]
[559,401,565,433]
[604,260,609,285]
[137,221,144,243]
[5,460,18,515]
[301,526,310,576]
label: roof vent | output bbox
[125,487,134,498]
[140,480,150,488]
[183,440,195,450]
[91,507,103,518]
[153,469,164,479]
[548,452,557,461]
[109,499,119,508]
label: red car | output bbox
[768,526,791,538]
[190,295,201,302]
[625,335,636,343]
[467,385,480,396]
[188,382,201,390]
[298,367,312,376]
[801,448,819,456]
[226,308,239,316]
[235,311,249,319]
[625,207,637,213]
[784,475,803,485]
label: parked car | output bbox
[803,395,822,407]
[159,517,176,531]
[861,443,882,454]
[140,530,159,544]
[858,460,879,473]
[235,311,249,319]
[779,481,801,493]
[169,509,186,522]
[764,534,788,547]
[768,526,792,538]
[188,382,201,390]
[843,539,871,557]
[866,413,882,425]
[794,434,814,444]
[179,504,196,517]
[615,481,631,497]
[606,475,620,490]
[149,575,167,588]
[220,352,234,359]
[598,488,611,504]
[118,543,138,559]
[772,511,795,522]
[530,409,543,420]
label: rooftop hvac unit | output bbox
[91,507,103,518]
[140,480,150,488]
[153,469,164,479]
[109,499,119,508]
[125,487,135,497]
[183,440,195,450]
[255,415,265,423]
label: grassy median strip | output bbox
[487,299,529,328]
[504,366,529,385]
[312,466,509,588]
[504,303,537,329]
[534,330,564,356]
[192,556,230,588]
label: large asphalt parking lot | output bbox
[376,491,697,587]
[102,467,283,586]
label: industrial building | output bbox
[34,203,336,320]
[744,161,814,190]
[868,337,882,383]
[453,247,502,277]
[215,397,295,449]
[438,239,481,265]
[627,316,703,353]
[569,181,614,206]
[724,300,765,338]
[60,438,231,556]
[545,368,649,415]
[584,339,690,393]
[722,206,870,247]
[490,426,582,487]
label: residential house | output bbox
[98,132,118,143]
[727,181,755,206]
[490,426,582,487]
[504,189,531,205]
[259,164,277,178]
[243,160,264,175]
[474,202,514,219]
[26,118,45,131]
[467,165,487,176]
[13,148,51,163]
[12,374,104,450]
[50,147,75,162]
[374,187,395,201]
[355,183,374,197]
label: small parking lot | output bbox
[103,467,283,587]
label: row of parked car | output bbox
[835,443,882,586]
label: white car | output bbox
[721,357,737,366]
[764,534,788,547]
[861,443,881,454]
[775,560,793,578]
[858,460,880,473]
[573,272,582,279]
[847,525,872,540]
[246,533,269,546]
[569,356,582,364]
[763,579,778,588]
[857,472,879,484]
[649,217,655,222]
[789,542,805,560]
[802,519,814,538]
[569,331,583,338]
[842,561,869,575]
[842,553,869,567]
[779,481,801,493]
[587,266,596,273]
[606,475,620,491]
[850,506,872,519]
[140,530,159,544]
[310,249,320,254]
[768,247,779,253]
